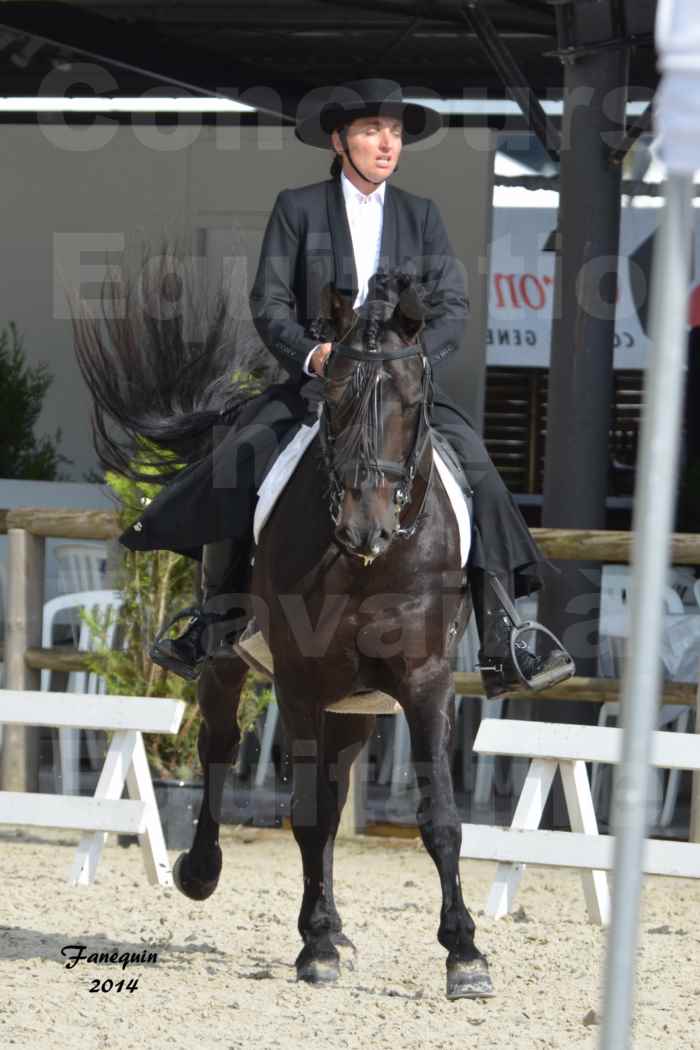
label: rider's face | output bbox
[332,116,403,186]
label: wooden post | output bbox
[1,528,44,791]
[690,656,700,845]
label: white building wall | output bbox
[0,121,495,481]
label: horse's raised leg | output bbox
[172,653,247,901]
[281,699,374,984]
[399,662,495,1000]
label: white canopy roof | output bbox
[655,0,700,174]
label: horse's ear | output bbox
[392,283,426,342]
[319,283,355,340]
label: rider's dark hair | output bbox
[329,122,346,178]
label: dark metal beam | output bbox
[0,2,657,105]
[460,2,561,162]
[608,101,653,168]
[546,32,653,63]
[493,171,687,196]
[325,0,561,162]
[0,3,298,120]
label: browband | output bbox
[330,343,422,363]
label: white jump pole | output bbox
[600,4,699,1047]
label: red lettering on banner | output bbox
[493,272,554,311]
[493,273,519,309]
[519,274,546,310]
[689,284,700,328]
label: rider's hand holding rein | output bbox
[310,342,333,375]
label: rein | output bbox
[326,343,425,363]
[318,341,434,543]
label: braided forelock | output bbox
[328,303,388,484]
[331,357,384,486]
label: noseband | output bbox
[318,341,434,540]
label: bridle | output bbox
[318,340,434,543]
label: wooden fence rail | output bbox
[4,508,700,562]
[2,507,119,541]
[1,508,699,841]
[0,645,696,705]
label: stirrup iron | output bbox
[488,576,576,691]
[151,606,201,648]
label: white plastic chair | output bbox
[54,542,108,594]
[593,575,690,827]
[668,566,696,605]
[53,543,110,648]
[41,589,122,795]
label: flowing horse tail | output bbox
[70,245,278,483]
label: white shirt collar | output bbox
[341,170,386,208]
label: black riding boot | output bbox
[472,568,574,699]
[149,537,252,681]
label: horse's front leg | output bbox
[398,661,495,1000]
[282,702,339,983]
[321,712,375,965]
[280,696,372,985]
[172,653,247,901]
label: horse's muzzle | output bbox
[334,522,392,563]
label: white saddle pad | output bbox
[253,420,471,566]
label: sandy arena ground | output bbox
[0,825,698,1050]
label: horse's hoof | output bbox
[446,956,495,1000]
[295,945,340,985]
[172,849,221,901]
[331,931,357,970]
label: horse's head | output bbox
[315,273,432,564]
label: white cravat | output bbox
[340,170,386,309]
[303,172,386,374]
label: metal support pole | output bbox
[599,174,694,1050]
[539,42,629,682]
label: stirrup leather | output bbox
[486,576,575,691]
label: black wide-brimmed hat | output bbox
[295,78,442,149]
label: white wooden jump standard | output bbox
[0,689,184,887]
[460,719,700,925]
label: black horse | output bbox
[73,266,494,1000]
